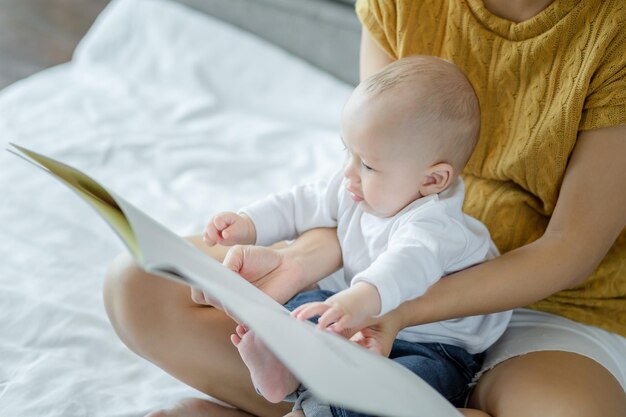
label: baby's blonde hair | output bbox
[361,55,480,174]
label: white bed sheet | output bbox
[0,0,350,415]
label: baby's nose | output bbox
[343,163,358,182]
[344,156,360,177]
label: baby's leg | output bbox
[232,324,300,403]
[232,289,337,405]
[233,333,334,417]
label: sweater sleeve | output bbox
[355,0,399,59]
[240,171,342,247]
[579,25,626,130]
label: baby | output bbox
[200,56,511,413]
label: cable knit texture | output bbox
[356,0,626,336]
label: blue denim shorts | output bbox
[284,290,484,414]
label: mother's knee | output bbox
[102,236,229,345]
[102,251,170,354]
[470,351,626,417]
[104,252,143,319]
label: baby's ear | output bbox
[419,163,454,196]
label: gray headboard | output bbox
[174,0,361,85]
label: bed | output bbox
[0,0,358,414]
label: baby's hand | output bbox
[203,212,256,246]
[292,300,356,333]
[292,283,381,333]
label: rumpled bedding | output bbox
[0,0,350,415]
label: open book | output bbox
[8,143,462,417]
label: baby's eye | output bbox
[361,161,374,171]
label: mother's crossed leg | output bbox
[103,236,292,417]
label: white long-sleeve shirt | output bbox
[241,171,511,353]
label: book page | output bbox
[7,144,142,260]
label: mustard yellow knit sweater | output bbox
[356,0,626,336]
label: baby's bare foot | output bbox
[144,398,253,417]
[231,324,300,403]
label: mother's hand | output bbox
[349,310,404,357]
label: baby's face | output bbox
[340,89,430,218]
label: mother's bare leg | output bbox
[469,351,626,417]
[103,236,292,417]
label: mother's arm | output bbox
[359,26,394,80]
[391,123,626,329]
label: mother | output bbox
[104,0,626,416]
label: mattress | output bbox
[0,0,350,414]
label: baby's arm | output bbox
[352,215,489,317]
[293,282,381,332]
[203,211,257,246]
[240,171,343,247]
[294,214,487,328]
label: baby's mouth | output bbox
[347,188,364,203]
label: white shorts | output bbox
[476,308,626,392]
